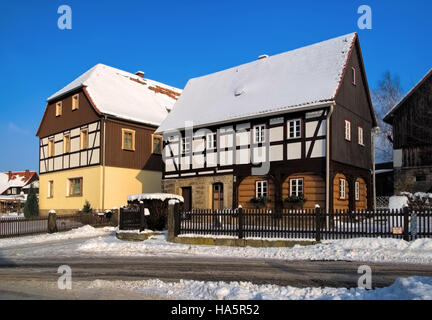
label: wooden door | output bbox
[182,187,192,211]
[212,183,224,210]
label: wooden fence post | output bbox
[238,206,243,239]
[315,205,321,242]
[403,205,410,241]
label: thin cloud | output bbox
[8,122,29,135]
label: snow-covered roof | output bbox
[156,33,357,133]
[127,193,184,203]
[0,171,38,194]
[384,68,432,122]
[47,64,182,127]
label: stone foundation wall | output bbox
[162,175,234,209]
[394,167,432,194]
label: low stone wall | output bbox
[116,231,159,241]
[171,236,317,248]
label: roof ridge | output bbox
[384,68,432,120]
[187,32,357,83]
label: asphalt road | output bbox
[1,255,432,290]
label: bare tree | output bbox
[372,72,403,163]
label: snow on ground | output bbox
[88,276,432,300]
[76,232,432,264]
[1,225,432,264]
[0,225,115,248]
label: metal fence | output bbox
[175,207,432,241]
[0,213,116,238]
[119,206,146,231]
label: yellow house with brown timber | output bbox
[36,64,181,215]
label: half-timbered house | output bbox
[156,33,377,212]
[384,68,432,193]
[36,64,181,215]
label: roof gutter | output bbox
[156,101,335,134]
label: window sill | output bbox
[66,195,82,198]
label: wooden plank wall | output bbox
[281,173,325,210]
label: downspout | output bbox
[326,103,335,223]
[372,126,379,211]
[101,115,107,211]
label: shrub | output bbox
[284,195,306,204]
[23,185,39,218]
[401,192,432,212]
[82,200,92,214]
[250,197,270,207]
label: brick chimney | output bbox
[135,71,145,79]
[8,171,12,181]
[25,169,30,180]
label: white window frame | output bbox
[340,179,346,199]
[290,178,304,197]
[344,120,351,141]
[253,124,266,143]
[358,126,364,146]
[287,119,302,139]
[255,180,268,198]
[355,181,360,201]
[206,133,217,150]
[182,136,192,154]
[352,67,356,86]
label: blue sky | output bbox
[0,0,430,171]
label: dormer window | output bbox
[56,102,62,117]
[72,94,79,110]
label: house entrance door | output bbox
[181,187,192,211]
[212,183,224,210]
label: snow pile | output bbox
[87,276,432,300]
[389,195,408,210]
[127,193,184,203]
[76,233,432,264]
[0,225,115,248]
[0,212,24,220]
